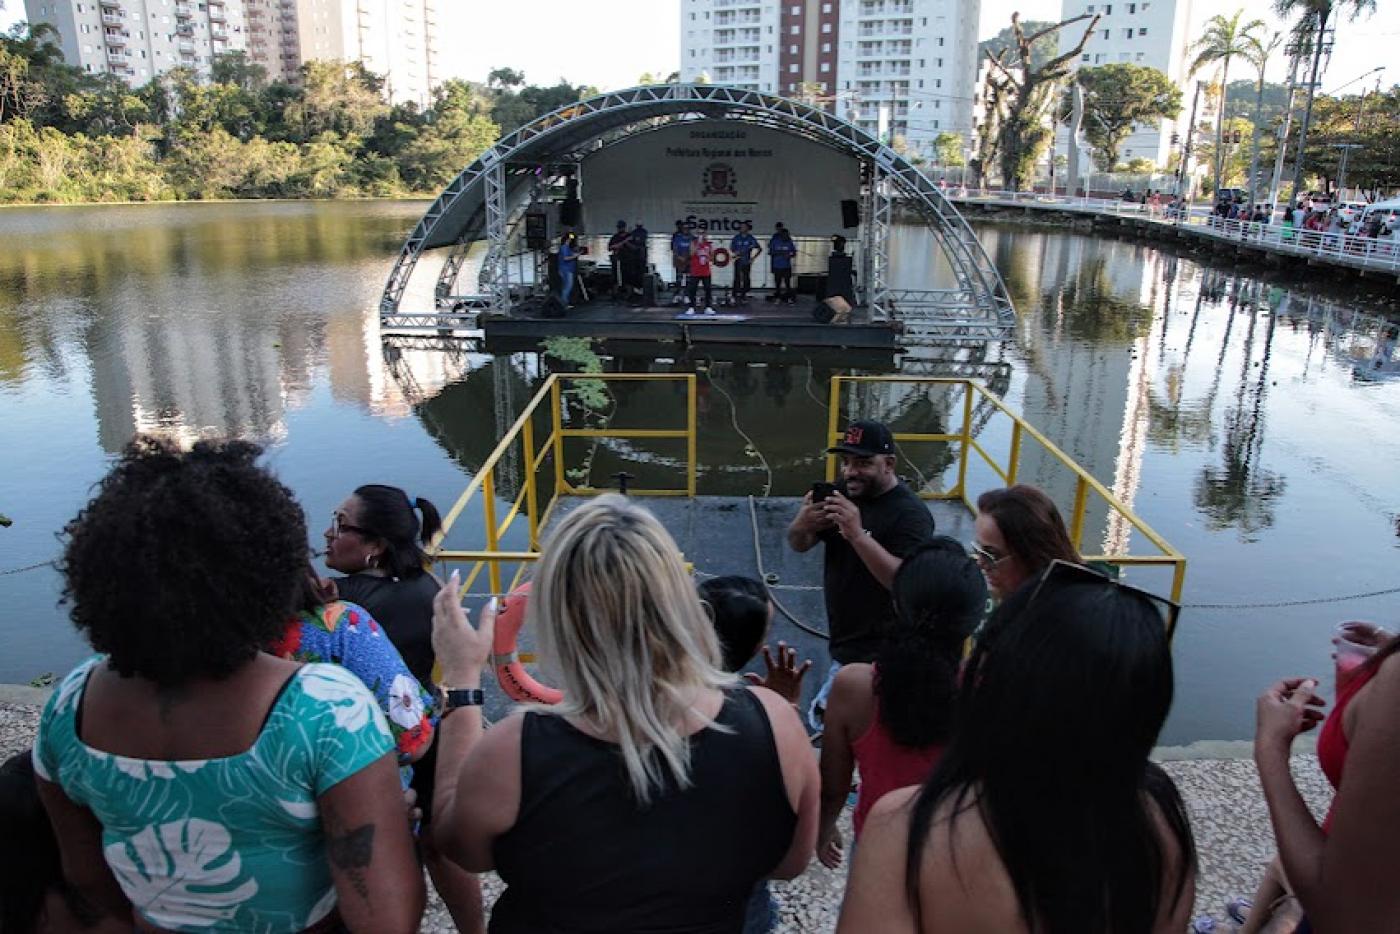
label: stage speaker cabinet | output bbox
[560,198,582,228]
[525,212,548,250]
[641,272,662,307]
[797,273,827,297]
[841,199,860,229]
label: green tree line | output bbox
[0,25,591,203]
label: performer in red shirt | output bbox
[685,231,715,316]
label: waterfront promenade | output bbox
[946,190,1400,283]
[0,687,1331,932]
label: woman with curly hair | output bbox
[815,537,987,869]
[33,437,423,933]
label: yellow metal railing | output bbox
[825,376,1186,603]
[428,373,698,595]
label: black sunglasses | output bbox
[330,512,373,539]
[1025,559,1180,641]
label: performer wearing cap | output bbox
[787,419,934,728]
[670,220,694,294]
[729,221,762,302]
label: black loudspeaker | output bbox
[797,273,827,296]
[641,272,660,307]
[525,212,548,250]
[840,199,860,228]
[541,295,567,318]
[826,253,855,305]
[560,198,581,227]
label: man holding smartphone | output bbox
[787,420,934,728]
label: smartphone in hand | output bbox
[811,481,837,503]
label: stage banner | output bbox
[580,120,860,237]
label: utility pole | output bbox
[1287,17,1334,204]
[1268,48,1303,210]
[1335,70,1385,197]
[1174,81,1203,200]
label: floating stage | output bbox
[478,294,900,355]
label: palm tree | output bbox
[1273,0,1378,201]
[1244,31,1283,206]
[1189,11,1266,195]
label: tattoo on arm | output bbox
[325,811,376,902]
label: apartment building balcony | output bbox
[208,6,226,22]
[211,24,227,39]
[176,22,194,36]
[101,11,124,26]
[99,0,122,9]
[109,63,135,77]
[715,12,761,26]
[715,0,762,8]
[103,29,128,45]
[859,0,914,13]
[105,47,130,62]
[174,4,192,19]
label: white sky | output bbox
[1,1,1394,94]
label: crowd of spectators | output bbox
[3,429,1398,933]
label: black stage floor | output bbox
[481,291,901,354]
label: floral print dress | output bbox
[269,601,437,786]
[34,659,393,932]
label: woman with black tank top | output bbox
[322,484,486,934]
[430,495,820,934]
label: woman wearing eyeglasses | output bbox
[323,485,485,934]
[1251,632,1400,931]
[815,537,987,870]
[972,485,1079,600]
[837,560,1196,934]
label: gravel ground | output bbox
[0,701,1333,932]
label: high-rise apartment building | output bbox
[244,0,440,108]
[1059,0,1196,167]
[25,0,439,107]
[680,0,980,159]
[24,0,247,85]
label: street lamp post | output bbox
[1334,69,1385,199]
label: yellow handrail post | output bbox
[522,415,539,550]
[550,377,565,497]
[1007,422,1023,485]
[482,470,501,595]
[1069,475,1089,549]
[955,381,973,498]
[825,376,842,482]
[686,374,698,497]
[1170,559,1186,607]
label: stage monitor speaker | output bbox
[797,273,827,296]
[840,199,860,229]
[641,272,661,307]
[560,198,581,227]
[525,212,548,250]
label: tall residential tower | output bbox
[24,0,246,85]
[680,0,980,159]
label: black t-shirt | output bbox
[490,688,794,934]
[819,482,934,664]
[333,572,438,686]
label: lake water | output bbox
[2,200,1398,745]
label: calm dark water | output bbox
[2,200,1398,744]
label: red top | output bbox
[1317,661,1381,832]
[851,693,945,839]
[689,241,713,277]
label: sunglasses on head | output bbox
[1025,559,1180,641]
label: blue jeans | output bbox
[808,660,842,731]
[741,882,777,934]
[559,267,575,305]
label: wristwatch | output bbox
[437,685,484,717]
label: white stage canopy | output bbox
[581,119,860,237]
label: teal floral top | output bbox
[33,656,394,932]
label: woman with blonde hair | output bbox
[430,495,819,933]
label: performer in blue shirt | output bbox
[769,222,797,304]
[557,231,580,307]
[729,221,762,303]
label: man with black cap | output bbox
[787,419,934,727]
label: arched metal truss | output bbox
[381,84,1015,341]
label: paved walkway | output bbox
[948,191,1400,281]
[0,699,1333,932]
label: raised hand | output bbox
[744,641,813,705]
[431,571,496,686]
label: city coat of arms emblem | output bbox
[701,163,738,197]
